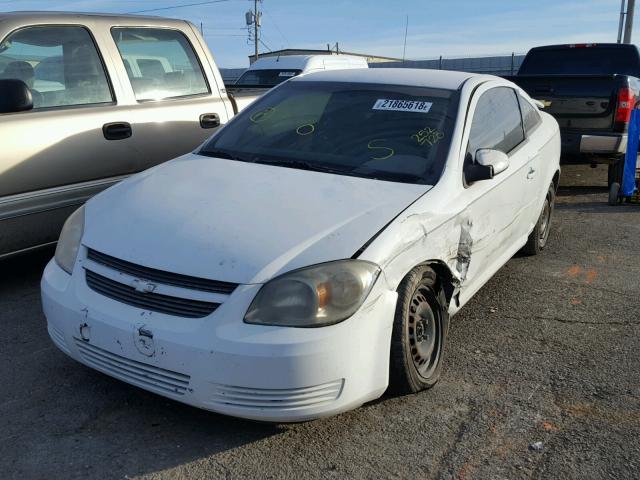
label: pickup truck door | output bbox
[456,85,531,299]
[0,24,139,254]
[108,26,232,171]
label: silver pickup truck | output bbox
[0,12,260,259]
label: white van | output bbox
[234,54,369,87]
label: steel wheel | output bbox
[389,265,448,394]
[408,286,443,379]
[522,183,556,256]
[538,194,552,248]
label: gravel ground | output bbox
[1,165,639,479]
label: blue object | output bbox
[622,109,640,197]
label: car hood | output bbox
[84,154,430,284]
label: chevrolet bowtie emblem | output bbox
[131,279,157,293]
[539,100,553,107]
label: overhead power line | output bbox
[262,8,289,47]
[127,0,239,15]
[259,38,272,52]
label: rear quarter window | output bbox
[518,95,542,135]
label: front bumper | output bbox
[41,257,396,422]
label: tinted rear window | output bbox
[518,46,640,76]
[235,69,302,87]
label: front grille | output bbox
[74,339,190,395]
[85,270,220,318]
[209,380,344,410]
[86,248,238,295]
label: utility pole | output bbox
[624,0,635,43]
[618,0,626,43]
[254,0,260,62]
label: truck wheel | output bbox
[608,159,624,188]
[523,183,555,256]
[608,182,621,206]
[388,266,448,394]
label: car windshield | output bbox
[201,81,458,185]
[235,69,302,87]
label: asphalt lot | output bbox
[1,164,639,479]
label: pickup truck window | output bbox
[518,95,542,135]
[201,81,457,185]
[0,26,113,109]
[111,28,209,101]
[518,45,640,76]
[468,87,524,156]
[236,69,302,87]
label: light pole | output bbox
[624,0,635,43]
[618,0,626,43]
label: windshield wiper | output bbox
[254,157,355,175]
[199,148,253,163]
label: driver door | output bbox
[456,85,533,302]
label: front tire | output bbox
[522,183,555,256]
[388,266,448,394]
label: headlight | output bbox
[244,260,380,327]
[54,206,85,274]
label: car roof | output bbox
[0,11,189,28]
[292,68,487,90]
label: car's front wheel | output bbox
[522,183,555,255]
[388,266,448,394]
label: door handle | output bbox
[527,166,536,179]
[200,113,220,129]
[103,122,132,141]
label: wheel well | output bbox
[418,260,457,307]
[552,170,560,192]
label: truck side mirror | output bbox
[0,79,34,114]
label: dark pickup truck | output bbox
[507,43,640,182]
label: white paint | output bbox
[41,70,561,422]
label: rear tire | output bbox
[522,183,555,256]
[608,182,621,206]
[608,158,624,189]
[388,266,448,395]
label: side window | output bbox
[111,28,209,101]
[518,94,542,134]
[467,87,525,156]
[0,26,113,109]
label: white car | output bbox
[41,69,560,422]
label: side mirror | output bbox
[464,149,510,184]
[0,79,34,114]
[476,149,509,176]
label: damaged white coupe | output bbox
[42,69,561,422]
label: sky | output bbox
[0,0,636,67]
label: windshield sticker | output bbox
[250,107,276,123]
[278,71,296,77]
[367,139,395,160]
[296,123,315,136]
[412,127,445,146]
[373,99,433,113]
